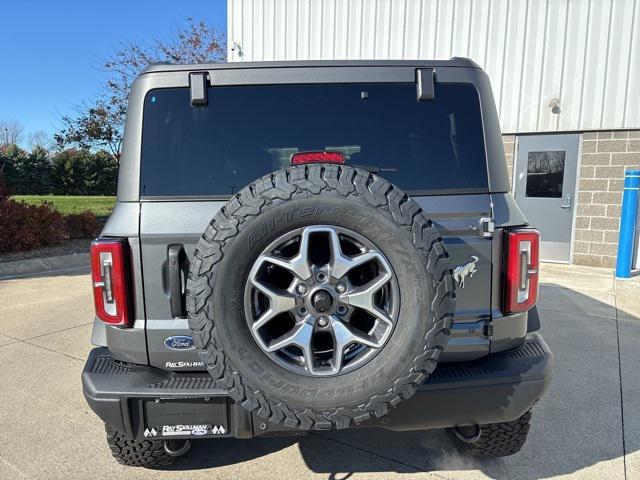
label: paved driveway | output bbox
[0,263,638,479]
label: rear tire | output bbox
[104,423,174,468]
[448,410,532,458]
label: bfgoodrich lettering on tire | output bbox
[187,165,455,430]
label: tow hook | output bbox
[163,439,192,457]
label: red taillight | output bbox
[90,238,132,326]
[503,228,540,314]
[290,151,345,165]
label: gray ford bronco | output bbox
[82,59,553,467]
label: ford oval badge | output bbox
[164,335,195,351]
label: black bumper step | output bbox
[82,332,552,439]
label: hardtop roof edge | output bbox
[140,57,481,75]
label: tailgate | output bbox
[139,194,494,369]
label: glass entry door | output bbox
[513,134,580,263]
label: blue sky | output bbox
[0,0,226,143]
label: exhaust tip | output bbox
[453,425,482,443]
[163,439,192,457]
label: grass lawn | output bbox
[12,195,116,217]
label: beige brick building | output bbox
[504,131,640,268]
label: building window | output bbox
[525,151,565,198]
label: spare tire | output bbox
[187,165,455,430]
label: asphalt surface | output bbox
[0,262,638,479]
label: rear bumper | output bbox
[82,332,552,440]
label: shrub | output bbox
[0,171,9,201]
[0,178,102,252]
[64,211,101,239]
[0,198,67,253]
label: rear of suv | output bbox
[82,59,552,467]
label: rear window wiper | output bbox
[351,165,399,174]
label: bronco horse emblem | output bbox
[453,256,479,288]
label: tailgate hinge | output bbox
[477,217,495,238]
[484,323,494,338]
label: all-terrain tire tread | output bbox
[186,165,455,430]
[451,411,532,458]
[104,423,174,468]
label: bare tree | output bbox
[0,120,25,147]
[55,18,226,161]
[27,130,50,150]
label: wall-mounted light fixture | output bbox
[548,97,561,115]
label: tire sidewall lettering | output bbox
[236,345,386,400]
[248,206,393,251]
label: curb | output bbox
[0,253,90,279]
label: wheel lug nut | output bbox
[317,316,329,327]
[336,283,347,294]
[298,306,308,316]
[316,272,327,282]
[336,305,347,315]
[296,283,308,295]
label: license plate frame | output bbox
[143,397,229,439]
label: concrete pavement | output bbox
[0,253,89,279]
[0,263,638,479]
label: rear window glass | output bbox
[140,83,488,197]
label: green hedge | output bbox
[1,145,118,196]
